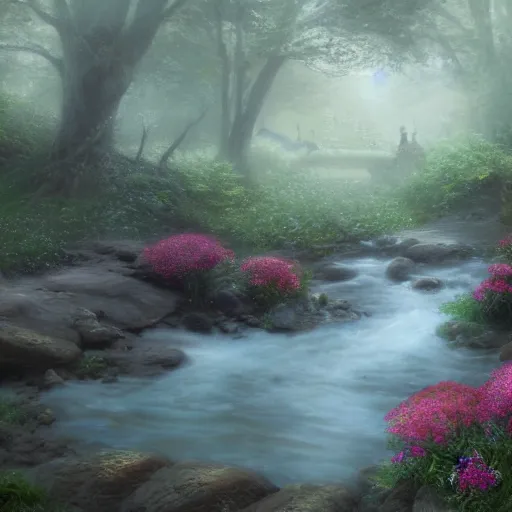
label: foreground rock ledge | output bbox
[22,450,457,512]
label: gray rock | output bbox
[500,341,512,361]
[241,315,262,328]
[211,289,245,316]
[73,308,124,349]
[374,235,399,248]
[268,304,299,331]
[240,483,358,512]
[438,320,509,349]
[411,277,443,292]
[315,263,358,282]
[121,461,277,512]
[379,480,419,512]
[413,486,455,512]
[404,243,472,263]
[26,451,170,512]
[0,265,181,347]
[182,312,213,333]
[0,323,82,372]
[42,369,65,390]
[104,344,187,377]
[386,257,415,282]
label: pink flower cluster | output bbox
[476,363,512,424]
[498,236,512,248]
[391,445,426,464]
[240,256,301,293]
[385,381,482,444]
[143,234,234,280]
[387,365,512,446]
[473,263,512,301]
[451,452,501,493]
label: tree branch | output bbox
[159,108,208,171]
[431,3,473,38]
[162,0,189,20]
[135,119,150,163]
[13,0,67,32]
[0,42,63,73]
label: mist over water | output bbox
[42,257,498,486]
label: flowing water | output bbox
[42,257,499,486]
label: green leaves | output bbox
[400,137,512,219]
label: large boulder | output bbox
[404,243,472,264]
[438,321,509,349]
[121,461,278,512]
[314,263,358,282]
[210,289,247,316]
[0,265,181,344]
[0,421,73,469]
[73,308,124,349]
[0,323,82,372]
[25,451,170,512]
[411,277,443,292]
[378,480,419,512]
[41,265,181,330]
[182,312,214,333]
[386,257,415,282]
[500,341,512,361]
[240,483,358,512]
[103,342,187,377]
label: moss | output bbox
[74,355,108,380]
[0,398,28,426]
[0,471,66,511]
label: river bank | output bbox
[0,215,510,511]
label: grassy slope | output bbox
[1,94,512,274]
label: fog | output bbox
[2,54,468,159]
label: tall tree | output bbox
[1,0,188,161]
[411,0,512,144]
[195,0,435,175]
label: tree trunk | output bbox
[214,0,231,157]
[226,55,286,176]
[52,54,132,161]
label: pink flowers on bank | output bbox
[451,452,501,493]
[385,381,482,444]
[240,256,301,293]
[143,234,305,304]
[476,363,512,423]
[473,263,512,301]
[143,234,234,280]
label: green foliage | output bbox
[0,471,65,512]
[439,294,487,325]
[0,143,416,273]
[375,425,512,512]
[0,398,26,425]
[318,293,329,307]
[74,355,108,380]
[400,138,512,221]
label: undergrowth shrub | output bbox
[239,256,309,309]
[0,471,62,512]
[400,138,512,220]
[143,234,234,304]
[441,260,512,328]
[440,293,487,325]
[496,235,512,264]
[378,365,512,511]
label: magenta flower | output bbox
[143,234,234,280]
[240,256,301,294]
[385,381,482,444]
[452,451,501,493]
[476,363,512,422]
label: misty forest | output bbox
[3,1,512,511]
